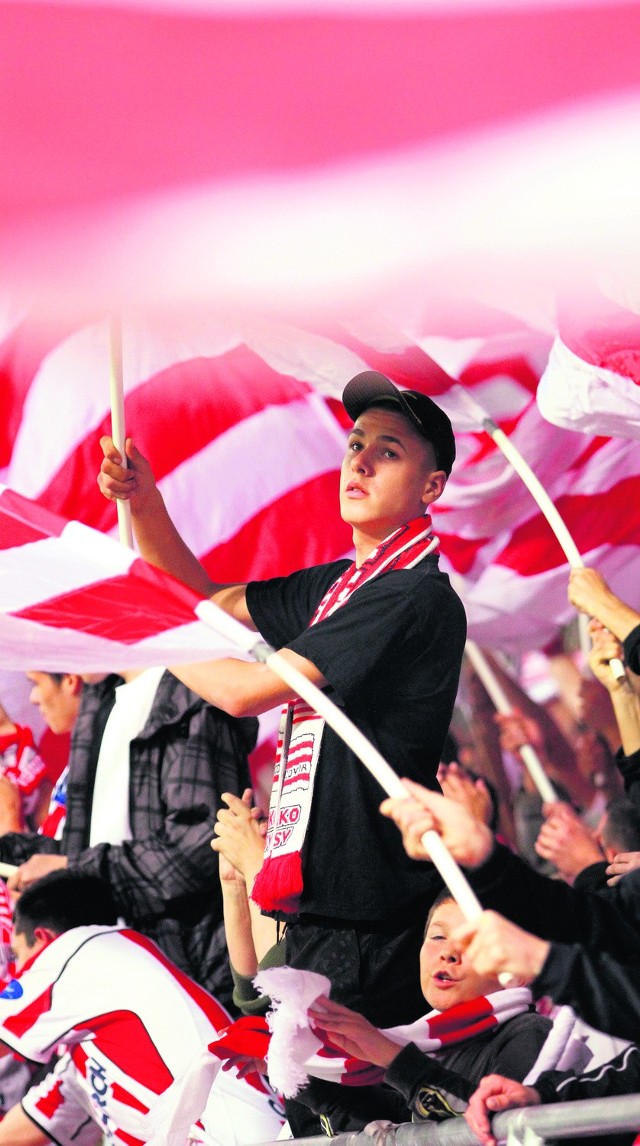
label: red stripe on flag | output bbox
[3,7,640,216]
[200,471,351,582]
[497,474,640,575]
[560,303,640,381]
[326,324,456,394]
[12,558,201,644]
[34,346,315,531]
[438,531,490,575]
[0,317,77,468]
[0,487,65,549]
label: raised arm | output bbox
[98,435,252,624]
[569,568,640,644]
[589,621,640,758]
[99,436,328,716]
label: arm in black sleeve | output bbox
[0,832,60,865]
[385,1018,550,1121]
[623,624,640,676]
[385,1043,476,1119]
[533,944,640,1042]
[535,1044,640,1105]
[468,844,640,958]
[616,747,640,808]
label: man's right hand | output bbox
[379,780,494,868]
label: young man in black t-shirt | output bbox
[98,370,466,1032]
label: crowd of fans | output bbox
[0,376,639,1146]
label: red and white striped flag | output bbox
[2,304,640,666]
[538,295,640,440]
[0,483,255,674]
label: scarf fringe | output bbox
[252,852,303,914]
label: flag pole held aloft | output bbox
[109,314,134,550]
[455,386,626,683]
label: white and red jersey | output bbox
[38,764,68,840]
[0,925,280,1145]
[0,725,48,827]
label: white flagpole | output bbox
[464,640,557,805]
[449,566,558,804]
[456,387,626,683]
[109,314,134,549]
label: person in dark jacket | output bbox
[0,671,257,1008]
[380,782,640,1040]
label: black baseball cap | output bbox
[342,371,456,476]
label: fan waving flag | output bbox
[0,485,256,673]
[2,303,640,663]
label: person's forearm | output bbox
[611,682,640,757]
[169,658,294,717]
[222,881,259,977]
[170,647,327,718]
[131,487,218,597]
[590,595,639,643]
[244,864,279,963]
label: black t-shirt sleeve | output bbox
[246,563,350,651]
[247,562,465,705]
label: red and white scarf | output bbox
[143,974,531,1145]
[144,967,630,1146]
[252,514,439,914]
[254,967,534,1098]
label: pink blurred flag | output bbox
[1,0,640,320]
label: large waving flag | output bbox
[538,296,640,440]
[1,0,640,320]
[0,485,256,674]
[2,305,640,664]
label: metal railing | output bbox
[256,1094,640,1145]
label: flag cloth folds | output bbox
[1,0,640,319]
[2,306,640,660]
[0,484,254,673]
[538,297,640,440]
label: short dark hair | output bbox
[602,798,640,855]
[14,871,118,944]
[424,888,456,935]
